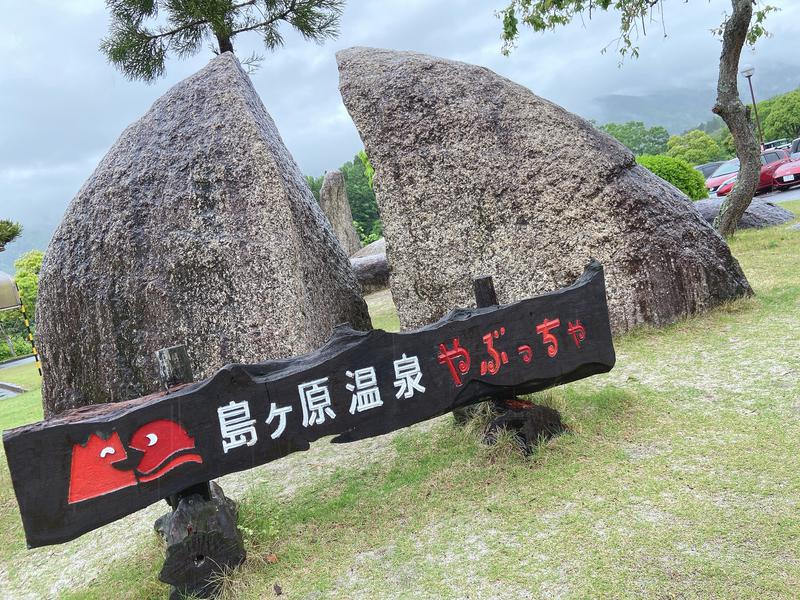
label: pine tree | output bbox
[101,0,345,82]
[0,220,22,253]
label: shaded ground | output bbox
[1,202,798,599]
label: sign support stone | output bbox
[152,345,245,599]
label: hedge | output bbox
[637,154,708,200]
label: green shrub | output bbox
[636,154,708,200]
[0,335,31,362]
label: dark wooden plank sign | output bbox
[4,261,615,548]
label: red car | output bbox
[706,149,791,197]
[772,158,800,190]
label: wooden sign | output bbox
[4,261,615,548]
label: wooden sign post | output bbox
[4,261,616,550]
[153,345,245,600]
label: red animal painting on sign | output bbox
[68,432,137,504]
[67,420,202,504]
[129,420,203,483]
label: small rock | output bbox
[351,237,386,258]
[484,404,565,455]
[350,253,389,294]
[694,198,795,229]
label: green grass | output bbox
[0,360,42,392]
[0,361,43,569]
[3,205,800,598]
[365,288,401,332]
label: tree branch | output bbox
[229,0,298,36]
[146,0,258,42]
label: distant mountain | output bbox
[587,61,800,133]
[588,89,716,133]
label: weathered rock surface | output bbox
[37,53,371,417]
[351,253,389,294]
[351,237,386,259]
[319,170,362,255]
[337,47,752,332]
[694,198,794,229]
[791,223,800,231]
[349,237,389,293]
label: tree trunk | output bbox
[712,0,760,237]
[0,321,16,357]
[216,33,234,54]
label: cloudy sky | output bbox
[1,0,799,268]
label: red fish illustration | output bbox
[68,432,137,504]
[128,419,203,483]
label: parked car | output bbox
[707,149,791,197]
[773,158,800,190]
[790,138,800,159]
[763,138,791,150]
[695,161,725,179]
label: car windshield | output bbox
[712,159,739,177]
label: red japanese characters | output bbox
[436,316,588,386]
[437,338,471,386]
[67,420,202,504]
[480,328,509,376]
[517,345,533,363]
[567,320,586,348]
[536,318,561,358]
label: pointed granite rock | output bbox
[337,47,752,333]
[319,170,362,256]
[37,52,371,416]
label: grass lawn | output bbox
[0,360,43,394]
[0,361,43,575]
[1,202,799,598]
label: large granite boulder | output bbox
[37,53,371,417]
[337,47,752,333]
[694,198,794,229]
[319,170,362,255]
